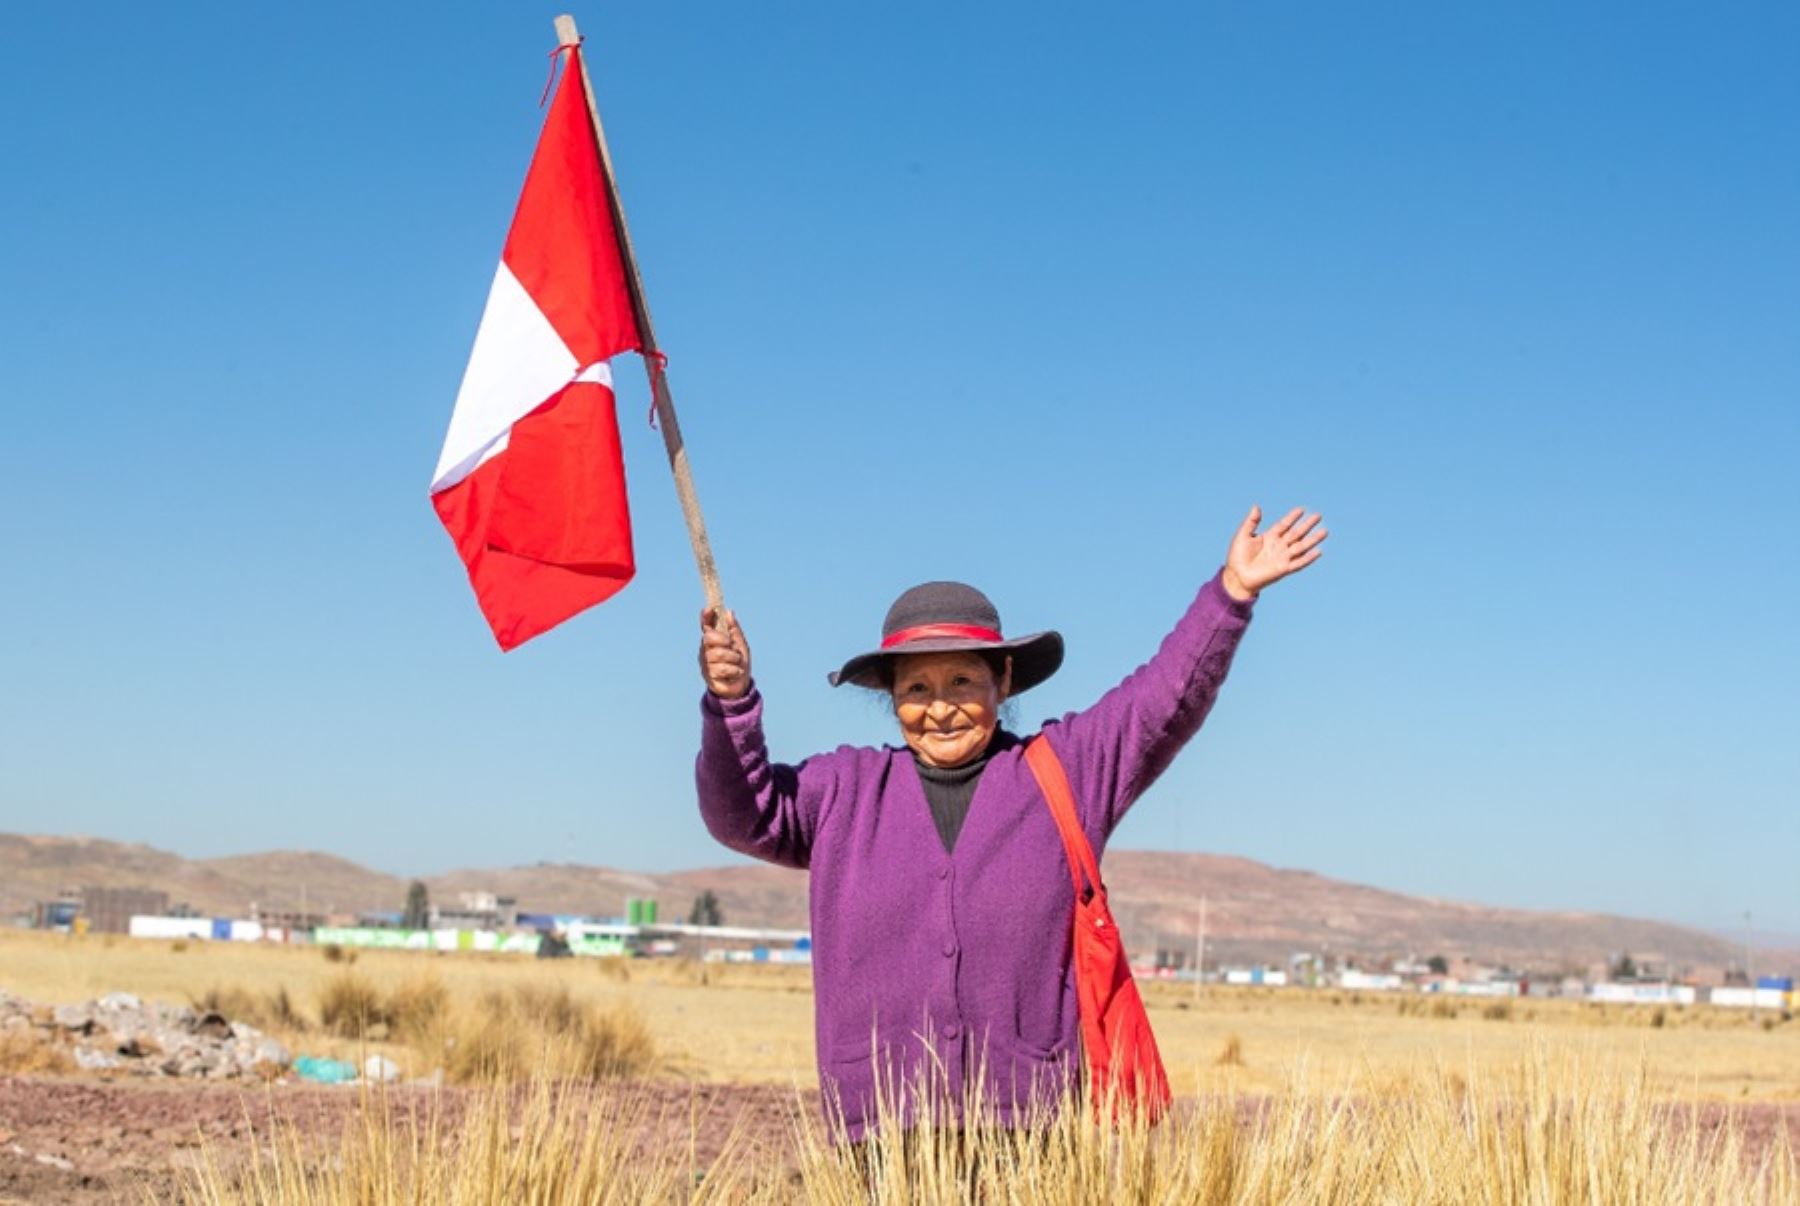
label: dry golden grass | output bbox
[181,1048,1796,1204]
[414,982,658,1084]
[0,929,810,1084]
[1141,979,1800,1103]
[3,929,1795,1102]
[385,975,451,1040]
[315,971,388,1038]
[0,1028,75,1075]
[184,1074,730,1204]
[298,970,656,1083]
[189,983,310,1037]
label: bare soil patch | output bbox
[0,1075,807,1204]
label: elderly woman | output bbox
[696,505,1325,1137]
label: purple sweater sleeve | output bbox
[695,685,837,870]
[1043,570,1255,839]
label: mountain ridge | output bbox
[2,832,1785,975]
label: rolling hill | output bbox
[1,832,1778,975]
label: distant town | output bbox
[24,882,1795,1014]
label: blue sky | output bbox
[2,3,1795,935]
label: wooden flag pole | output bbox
[554,14,725,618]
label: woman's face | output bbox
[891,651,1011,769]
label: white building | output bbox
[1709,987,1788,1010]
[1338,970,1404,991]
[1589,982,1697,1006]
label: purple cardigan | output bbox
[696,572,1254,1137]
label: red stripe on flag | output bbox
[502,46,641,367]
[432,381,635,650]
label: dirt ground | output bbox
[0,1076,807,1204]
[4,1075,1797,1204]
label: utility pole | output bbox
[1194,895,1208,1004]
[1746,910,1757,1024]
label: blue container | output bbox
[1756,976,1794,991]
[294,1056,358,1084]
[211,918,232,940]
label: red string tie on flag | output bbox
[645,350,669,428]
[541,40,582,108]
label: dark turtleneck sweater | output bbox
[912,731,1019,853]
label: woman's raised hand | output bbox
[699,608,753,700]
[1223,506,1328,601]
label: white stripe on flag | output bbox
[450,362,617,482]
[431,262,580,493]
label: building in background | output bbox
[252,906,328,935]
[30,889,84,932]
[434,891,520,930]
[81,886,171,935]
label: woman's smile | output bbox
[891,651,1011,768]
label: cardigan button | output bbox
[941,942,957,958]
[935,865,949,880]
[943,1024,960,1040]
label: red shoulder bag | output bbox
[1024,736,1173,1122]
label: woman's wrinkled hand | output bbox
[1223,505,1328,601]
[699,607,753,700]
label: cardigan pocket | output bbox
[828,1041,876,1065]
[1005,1033,1066,1062]
[828,1031,902,1071]
[984,1033,1074,1113]
[1010,971,1079,1060]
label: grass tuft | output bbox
[415,983,657,1084]
[179,1045,1799,1205]
[318,972,389,1038]
[190,984,310,1035]
[0,1030,75,1076]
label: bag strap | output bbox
[1024,736,1104,901]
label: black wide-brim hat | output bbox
[828,580,1064,694]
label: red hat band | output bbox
[880,623,1004,649]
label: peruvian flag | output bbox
[430,48,643,650]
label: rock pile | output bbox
[0,989,290,1080]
